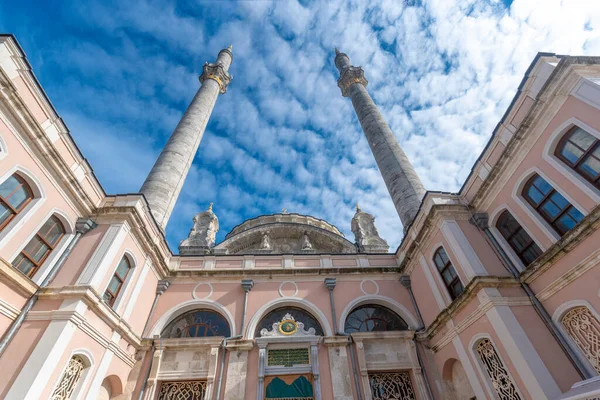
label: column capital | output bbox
[75,217,97,235]
[470,212,490,230]
[399,275,411,289]
[156,280,170,295]
[324,277,336,291]
[337,66,368,97]
[200,62,232,94]
[323,335,350,347]
[225,338,254,351]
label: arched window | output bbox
[0,174,34,232]
[12,215,65,277]
[102,256,132,307]
[162,310,231,338]
[433,247,464,300]
[344,304,408,333]
[51,355,87,400]
[475,338,521,400]
[256,307,323,337]
[556,127,600,189]
[561,306,600,374]
[522,174,584,236]
[496,210,542,266]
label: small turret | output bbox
[351,205,389,253]
[179,203,219,255]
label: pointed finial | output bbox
[208,202,213,211]
[355,203,361,212]
[335,47,340,55]
[228,44,232,52]
[282,208,287,214]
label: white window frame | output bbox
[543,117,600,203]
[100,250,137,312]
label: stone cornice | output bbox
[0,256,38,297]
[0,64,101,216]
[170,266,400,279]
[521,204,600,283]
[468,58,600,210]
[97,196,171,278]
[38,285,143,349]
[200,62,231,94]
[156,337,223,349]
[423,276,521,340]
[337,66,368,97]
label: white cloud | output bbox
[9,0,600,250]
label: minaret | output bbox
[335,49,425,229]
[141,46,233,229]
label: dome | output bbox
[212,213,357,255]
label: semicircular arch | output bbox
[246,297,333,339]
[339,295,419,332]
[149,299,236,338]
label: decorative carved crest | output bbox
[179,204,219,255]
[260,313,316,337]
[200,62,232,94]
[337,66,368,97]
[351,207,389,253]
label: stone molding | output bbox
[200,62,231,94]
[521,204,600,283]
[323,335,350,347]
[0,296,20,320]
[337,66,368,97]
[0,256,38,297]
[37,285,143,349]
[225,339,254,351]
[25,307,136,367]
[422,276,522,341]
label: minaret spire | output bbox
[141,46,233,229]
[336,49,425,230]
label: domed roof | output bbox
[213,212,356,255]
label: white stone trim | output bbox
[54,348,96,400]
[246,297,333,339]
[338,294,419,332]
[551,299,600,377]
[77,222,129,290]
[512,166,587,242]
[422,248,453,307]
[0,132,8,160]
[0,165,46,250]
[440,220,487,280]
[488,204,546,272]
[278,280,299,298]
[192,281,213,300]
[359,279,379,295]
[0,296,20,320]
[7,300,88,400]
[542,117,600,203]
[149,299,236,338]
[103,249,138,313]
[571,77,600,111]
[481,290,561,399]
[450,335,488,400]
[122,259,151,319]
[9,207,75,285]
[84,340,116,400]
[468,333,525,400]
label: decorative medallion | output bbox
[278,318,298,335]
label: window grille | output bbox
[50,356,85,400]
[368,372,416,400]
[267,348,310,367]
[561,306,600,374]
[158,381,207,400]
[475,339,521,400]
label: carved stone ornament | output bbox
[337,65,368,97]
[178,204,219,255]
[260,232,273,250]
[260,313,316,337]
[300,232,313,250]
[351,206,389,253]
[199,62,232,94]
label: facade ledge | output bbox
[521,204,600,283]
[351,330,415,341]
[170,265,400,279]
[156,337,223,349]
[0,256,38,297]
[424,276,521,341]
[322,335,351,347]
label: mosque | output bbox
[1,33,600,400]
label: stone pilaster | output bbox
[324,336,354,400]
[336,50,425,230]
[223,339,253,399]
[140,46,232,229]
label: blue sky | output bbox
[1,0,598,251]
